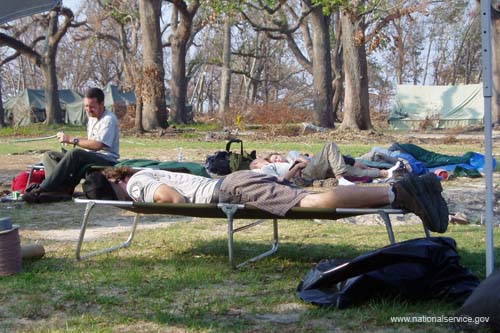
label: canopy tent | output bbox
[3,88,84,126]
[389,84,484,130]
[0,0,61,25]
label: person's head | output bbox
[84,87,105,118]
[265,153,285,163]
[249,158,269,169]
[103,166,137,183]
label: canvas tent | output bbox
[4,89,47,126]
[104,83,135,110]
[65,84,136,123]
[389,84,484,130]
[3,88,84,126]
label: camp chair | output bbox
[74,198,431,268]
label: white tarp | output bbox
[389,84,484,129]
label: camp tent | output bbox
[389,84,484,130]
[104,83,136,110]
[64,84,136,122]
[3,88,84,126]
[4,89,47,126]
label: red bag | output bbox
[11,170,45,194]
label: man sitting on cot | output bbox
[104,167,449,233]
[249,142,403,186]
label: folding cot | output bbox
[74,198,430,268]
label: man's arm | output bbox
[57,132,105,151]
[153,184,186,203]
[283,161,307,181]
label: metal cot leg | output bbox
[220,204,280,268]
[378,210,396,244]
[76,202,140,260]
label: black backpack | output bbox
[205,139,256,176]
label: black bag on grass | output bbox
[297,237,479,309]
[205,139,256,176]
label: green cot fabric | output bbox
[116,159,210,178]
[397,143,475,168]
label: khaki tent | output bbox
[389,84,484,130]
[3,89,83,126]
[66,84,136,122]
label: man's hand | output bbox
[56,131,72,144]
[57,131,104,151]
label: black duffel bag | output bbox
[205,139,256,176]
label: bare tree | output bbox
[165,0,201,124]
[0,72,5,127]
[139,0,168,130]
[241,0,335,127]
[218,15,232,120]
[0,6,84,124]
[340,1,371,130]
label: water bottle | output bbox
[178,148,183,162]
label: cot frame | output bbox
[74,198,430,268]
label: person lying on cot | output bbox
[103,167,449,233]
[249,142,403,186]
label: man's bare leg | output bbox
[298,186,389,209]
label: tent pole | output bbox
[480,0,495,277]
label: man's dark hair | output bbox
[84,87,105,103]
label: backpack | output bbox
[205,139,256,176]
[82,171,131,201]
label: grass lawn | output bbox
[0,126,498,332]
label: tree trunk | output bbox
[170,37,189,123]
[169,1,200,124]
[134,92,144,133]
[0,75,5,127]
[331,10,343,123]
[139,0,168,130]
[340,7,372,130]
[310,5,334,128]
[44,9,63,125]
[492,5,500,125]
[218,16,231,122]
[394,19,404,84]
[42,59,62,124]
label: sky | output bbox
[63,0,82,12]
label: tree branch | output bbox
[0,32,42,65]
